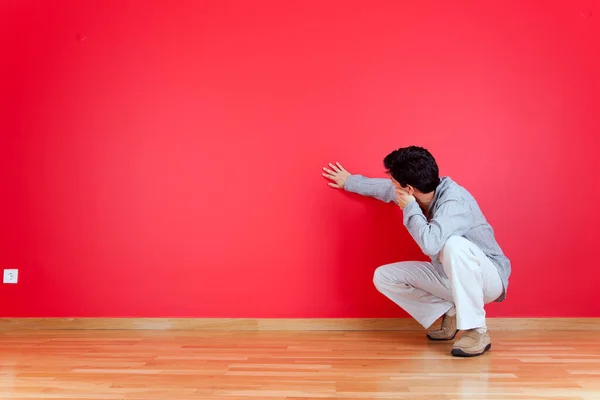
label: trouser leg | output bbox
[373,261,454,329]
[440,236,504,331]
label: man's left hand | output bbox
[395,188,416,210]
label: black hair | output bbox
[383,146,440,193]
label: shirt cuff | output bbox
[343,174,359,192]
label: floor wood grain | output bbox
[0,330,599,399]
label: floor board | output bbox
[0,330,599,399]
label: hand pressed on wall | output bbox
[322,162,351,189]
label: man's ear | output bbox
[406,185,415,195]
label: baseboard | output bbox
[0,318,598,331]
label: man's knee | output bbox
[373,266,389,288]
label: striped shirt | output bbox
[344,175,511,301]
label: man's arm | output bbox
[402,199,473,257]
[344,174,398,204]
[322,162,398,204]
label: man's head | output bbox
[383,146,440,195]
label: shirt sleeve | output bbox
[344,174,398,204]
[402,199,473,257]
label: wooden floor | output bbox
[1,330,599,399]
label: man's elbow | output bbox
[421,240,443,258]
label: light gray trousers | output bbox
[373,236,504,330]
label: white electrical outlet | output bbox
[3,269,18,284]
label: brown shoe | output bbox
[451,329,492,357]
[426,314,458,341]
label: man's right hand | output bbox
[322,162,351,189]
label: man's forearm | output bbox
[344,175,398,204]
[402,202,444,257]
[403,199,472,258]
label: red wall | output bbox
[2,1,599,318]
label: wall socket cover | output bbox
[3,269,18,284]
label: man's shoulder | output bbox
[436,177,462,198]
[436,177,476,204]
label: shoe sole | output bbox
[451,343,492,357]
[427,329,459,341]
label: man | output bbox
[322,146,510,357]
